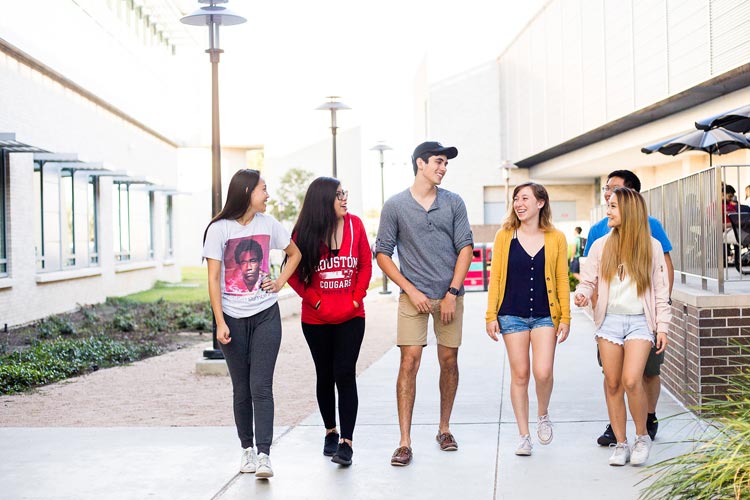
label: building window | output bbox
[60,170,76,267]
[0,152,7,276]
[113,182,154,262]
[113,181,131,262]
[34,163,99,272]
[165,194,174,259]
[88,176,99,265]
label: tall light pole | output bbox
[317,97,350,178]
[500,160,519,211]
[370,142,392,294]
[181,0,246,360]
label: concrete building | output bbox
[421,0,750,407]
[0,1,254,327]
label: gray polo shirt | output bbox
[376,187,474,299]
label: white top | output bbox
[202,214,291,319]
[607,272,644,315]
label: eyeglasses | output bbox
[601,186,613,193]
[336,190,349,201]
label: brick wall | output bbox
[662,297,750,408]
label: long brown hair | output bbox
[501,182,554,231]
[202,169,260,245]
[601,187,652,296]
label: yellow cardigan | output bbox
[484,228,571,329]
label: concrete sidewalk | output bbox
[0,292,703,500]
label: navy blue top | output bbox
[498,236,551,318]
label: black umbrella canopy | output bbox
[641,128,750,160]
[695,104,750,133]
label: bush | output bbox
[0,336,162,395]
[37,316,76,338]
[112,313,137,332]
[640,365,750,499]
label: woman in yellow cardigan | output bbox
[485,182,571,457]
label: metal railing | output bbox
[591,165,750,293]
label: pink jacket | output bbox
[575,234,671,333]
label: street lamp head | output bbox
[180,2,247,27]
[316,97,351,111]
[370,142,392,153]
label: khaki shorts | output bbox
[397,294,463,348]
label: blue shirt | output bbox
[583,216,672,257]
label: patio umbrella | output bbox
[695,104,750,133]
[641,127,750,166]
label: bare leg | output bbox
[529,327,557,417]
[622,340,652,436]
[437,345,459,434]
[396,345,423,448]
[598,338,626,443]
[502,331,532,436]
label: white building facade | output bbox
[0,0,249,327]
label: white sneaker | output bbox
[608,442,630,466]
[255,453,274,479]
[515,434,533,456]
[240,447,257,473]
[537,414,553,445]
[630,434,652,466]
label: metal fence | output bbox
[592,165,750,293]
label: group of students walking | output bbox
[201,142,672,479]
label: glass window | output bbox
[60,170,75,267]
[33,163,45,271]
[165,195,174,259]
[113,182,131,261]
[0,152,7,276]
[88,176,99,265]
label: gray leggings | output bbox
[221,303,281,455]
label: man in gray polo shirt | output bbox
[376,141,474,466]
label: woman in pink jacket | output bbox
[574,187,670,467]
[288,177,372,467]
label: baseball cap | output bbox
[411,141,458,172]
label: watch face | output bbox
[448,287,459,295]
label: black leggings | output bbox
[302,316,365,441]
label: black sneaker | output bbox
[647,413,658,440]
[597,424,616,446]
[331,442,353,466]
[323,432,339,456]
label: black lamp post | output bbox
[181,0,246,360]
[316,97,350,178]
[370,142,392,294]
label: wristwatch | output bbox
[667,297,673,306]
[447,287,459,296]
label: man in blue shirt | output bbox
[583,170,674,447]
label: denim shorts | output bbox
[498,315,554,335]
[595,313,654,346]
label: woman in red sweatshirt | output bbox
[288,177,372,466]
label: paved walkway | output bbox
[0,292,702,500]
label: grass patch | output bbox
[124,266,207,302]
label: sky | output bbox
[185,0,548,157]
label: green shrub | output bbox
[37,316,76,338]
[640,366,750,499]
[112,313,137,332]
[0,336,161,395]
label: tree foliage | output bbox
[268,168,315,223]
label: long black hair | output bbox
[292,177,340,285]
[203,169,260,245]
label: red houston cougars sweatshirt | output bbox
[288,213,373,324]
